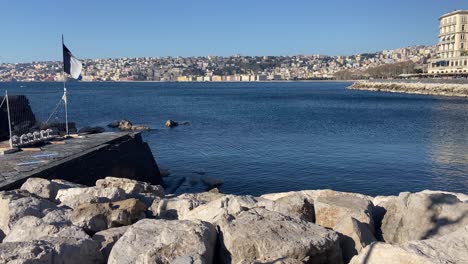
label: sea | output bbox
[2,81,468,196]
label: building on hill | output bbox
[428,10,468,74]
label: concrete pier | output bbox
[0,132,161,190]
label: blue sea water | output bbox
[2,81,468,196]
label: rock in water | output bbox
[107,219,217,264]
[107,119,149,131]
[165,120,179,128]
[216,207,343,264]
[78,126,105,134]
[117,119,133,130]
[380,191,468,243]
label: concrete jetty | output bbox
[0,132,161,190]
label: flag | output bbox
[63,41,82,80]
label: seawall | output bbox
[0,132,162,190]
[348,80,468,97]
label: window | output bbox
[465,60,467,66]
[462,43,465,49]
[463,25,466,31]
[462,34,465,40]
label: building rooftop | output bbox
[439,10,468,20]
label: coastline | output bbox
[0,176,467,263]
[348,81,468,98]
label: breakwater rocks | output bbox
[349,81,468,97]
[0,177,467,264]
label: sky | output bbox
[0,0,467,63]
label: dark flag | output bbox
[62,38,82,80]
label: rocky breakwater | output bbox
[0,178,467,264]
[349,81,468,97]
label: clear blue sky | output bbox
[0,0,467,62]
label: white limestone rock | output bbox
[333,216,376,263]
[20,178,86,202]
[150,196,203,220]
[380,191,468,243]
[0,190,57,235]
[314,191,375,233]
[71,198,147,233]
[4,215,88,242]
[96,177,164,197]
[92,226,129,262]
[217,207,343,264]
[46,236,104,264]
[258,192,315,222]
[181,195,259,223]
[0,240,54,263]
[0,237,103,264]
[107,219,217,264]
[350,225,468,264]
[55,186,126,209]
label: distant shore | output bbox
[348,81,468,97]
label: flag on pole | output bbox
[62,39,82,80]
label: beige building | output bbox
[428,10,468,74]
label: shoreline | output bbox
[0,176,467,263]
[348,81,468,98]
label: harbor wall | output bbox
[348,81,468,97]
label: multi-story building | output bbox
[428,10,468,74]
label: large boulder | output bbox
[314,192,375,233]
[107,219,217,264]
[0,237,103,264]
[92,226,129,262]
[71,198,147,233]
[150,189,226,219]
[95,177,164,197]
[4,215,87,242]
[181,195,259,223]
[258,192,315,222]
[380,191,468,243]
[333,216,376,263]
[177,188,225,204]
[20,178,55,200]
[150,196,202,220]
[0,240,54,263]
[55,186,127,209]
[0,190,57,235]
[20,178,85,201]
[96,177,164,207]
[217,207,342,264]
[350,225,468,264]
[45,236,104,264]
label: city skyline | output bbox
[0,0,467,63]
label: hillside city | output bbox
[0,45,435,82]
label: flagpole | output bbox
[5,90,13,149]
[62,34,69,135]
